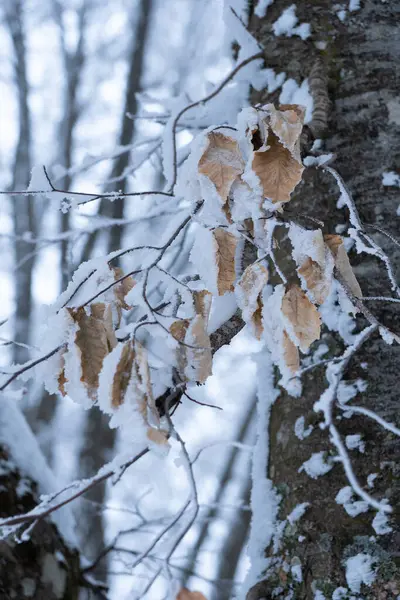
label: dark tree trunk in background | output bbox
[246,1,400,598]
[0,444,81,600]
[77,0,154,575]
[6,0,35,365]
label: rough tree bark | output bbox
[245,1,400,598]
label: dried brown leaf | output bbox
[252,131,304,204]
[135,340,158,425]
[236,263,269,339]
[111,341,135,408]
[282,330,300,373]
[298,257,331,305]
[147,428,169,446]
[268,104,304,160]
[193,290,212,322]
[68,303,117,395]
[198,132,244,203]
[112,266,136,310]
[324,234,362,298]
[281,285,321,352]
[176,588,208,600]
[170,319,190,376]
[213,228,238,295]
[185,314,212,384]
[58,366,67,397]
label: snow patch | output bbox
[382,171,400,187]
[279,78,313,123]
[239,351,280,598]
[254,0,274,18]
[272,5,311,40]
[294,416,313,440]
[287,502,310,524]
[299,451,333,479]
[372,511,392,535]
[345,553,376,593]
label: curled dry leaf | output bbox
[213,228,238,295]
[289,227,333,305]
[236,263,269,339]
[110,339,168,445]
[281,284,321,352]
[252,130,304,204]
[111,340,135,408]
[198,132,244,205]
[170,318,190,375]
[111,266,136,310]
[282,330,300,373]
[65,303,117,397]
[324,234,362,298]
[170,290,212,384]
[58,356,67,397]
[268,103,304,160]
[176,588,208,600]
[193,289,212,322]
[298,257,331,305]
[184,314,212,384]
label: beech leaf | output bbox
[268,103,304,160]
[213,228,238,295]
[324,234,362,298]
[298,257,331,305]
[281,285,321,352]
[170,291,212,384]
[282,330,300,373]
[111,341,135,408]
[198,132,244,203]
[67,303,117,396]
[236,263,269,339]
[252,131,304,204]
[184,314,212,384]
[112,266,136,310]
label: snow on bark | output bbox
[239,350,280,598]
[0,393,77,547]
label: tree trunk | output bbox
[245,1,400,598]
[77,0,154,573]
[0,399,82,599]
[6,0,35,365]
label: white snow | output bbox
[345,553,376,593]
[208,292,238,334]
[294,416,313,440]
[287,501,310,524]
[367,473,377,488]
[279,78,313,123]
[382,171,400,187]
[291,562,302,582]
[349,0,360,11]
[272,5,311,40]
[299,451,333,479]
[239,351,280,598]
[189,226,219,296]
[372,511,392,535]
[345,434,365,453]
[332,588,348,600]
[303,153,334,167]
[0,393,77,547]
[336,486,369,517]
[319,280,357,345]
[254,0,274,18]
